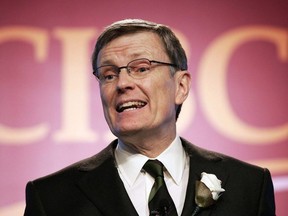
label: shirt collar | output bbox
[115,136,187,186]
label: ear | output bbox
[174,71,191,105]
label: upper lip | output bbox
[116,100,147,112]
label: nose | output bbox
[116,68,135,92]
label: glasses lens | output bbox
[97,65,118,82]
[128,59,151,79]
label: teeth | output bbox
[117,101,146,112]
[119,101,145,109]
[123,107,137,112]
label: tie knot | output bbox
[143,159,164,179]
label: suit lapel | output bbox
[181,138,229,216]
[76,141,138,216]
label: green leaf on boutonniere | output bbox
[195,180,215,208]
[192,172,225,216]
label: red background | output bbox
[0,0,287,215]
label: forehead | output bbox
[97,32,167,64]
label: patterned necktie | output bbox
[143,160,178,216]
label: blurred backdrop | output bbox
[0,0,287,215]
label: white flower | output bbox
[193,172,225,215]
[200,172,225,200]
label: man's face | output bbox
[97,32,188,142]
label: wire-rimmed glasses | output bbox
[93,58,178,84]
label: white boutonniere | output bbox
[192,172,225,216]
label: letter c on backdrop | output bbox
[198,26,288,144]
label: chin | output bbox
[112,125,143,137]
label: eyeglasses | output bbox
[93,58,178,84]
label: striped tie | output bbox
[143,160,178,216]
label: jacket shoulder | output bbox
[32,140,117,185]
[181,137,268,174]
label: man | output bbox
[24,19,275,216]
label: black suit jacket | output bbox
[24,138,275,216]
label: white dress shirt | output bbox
[114,136,190,216]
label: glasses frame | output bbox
[93,58,178,83]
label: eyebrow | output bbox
[99,52,151,66]
[99,60,115,66]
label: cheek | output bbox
[100,88,113,112]
[149,79,176,110]
[100,92,108,107]
[100,91,115,127]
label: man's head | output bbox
[92,19,190,146]
[92,19,188,120]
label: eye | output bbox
[103,74,117,81]
[99,65,118,82]
[131,61,151,73]
[136,66,150,73]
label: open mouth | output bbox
[116,101,147,113]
